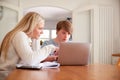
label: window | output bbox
[39,29,72,45]
[51,30,56,38]
[39,30,49,42]
[39,29,56,42]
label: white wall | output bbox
[20,0,89,10]
[0,6,18,42]
[89,0,120,53]
[72,0,120,47]
[72,10,90,42]
[45,20,58,29]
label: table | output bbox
[5,64,120,80]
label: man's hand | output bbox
[54,47,59,56]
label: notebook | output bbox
[16,62,60,70]
[16,64,42,70]
[57,42,90,66]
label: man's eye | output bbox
[62,32,66,34]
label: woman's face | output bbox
[56,29,70,42]
[32,22,44,39]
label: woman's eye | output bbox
[38,28,43,30]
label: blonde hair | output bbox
[0,12,44,59]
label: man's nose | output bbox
[64,34,68,38]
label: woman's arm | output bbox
[12,32,56,65]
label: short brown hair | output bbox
[56,20,73,34]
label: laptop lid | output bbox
[57,42,90,66]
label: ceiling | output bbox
[24,6,72,21]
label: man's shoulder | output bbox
[43,39,53,45]
[44,39,53,44]
[41,39,54,47]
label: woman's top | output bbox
[0,31,56,80]
[41,39,58,55]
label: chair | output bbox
[117,58,120,66]
[112,53,120,66]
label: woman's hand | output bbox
[41,47,59,62]
[41,55,58,62]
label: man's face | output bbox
[56,29,70,42]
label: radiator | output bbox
[99,7,113,64]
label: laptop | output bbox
[57,42,90,66]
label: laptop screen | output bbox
[57,42,90,66]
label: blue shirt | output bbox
[41,39,58,48]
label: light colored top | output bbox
[0,31,56,71]
[41,39,58,55]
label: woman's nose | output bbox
[40,30,43,34]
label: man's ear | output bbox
[56,31,58,34]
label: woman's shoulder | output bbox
[15,31,27,37]
[13,31,28,40]
[16,31,26,35]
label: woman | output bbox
[0,12,57,80]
